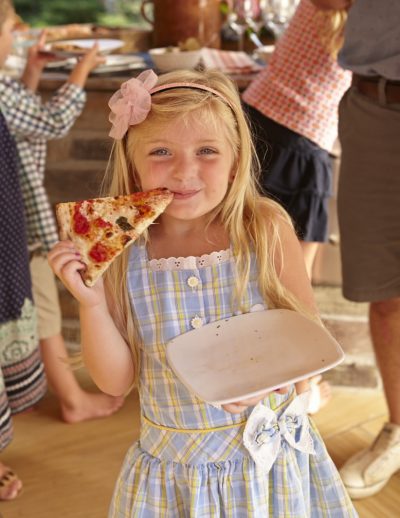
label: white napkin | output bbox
[201,48,263,74]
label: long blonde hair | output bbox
[102,69,316,385]
[316,7,350,58]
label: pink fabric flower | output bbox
[108,69,159,139]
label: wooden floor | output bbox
[1,371,399,518]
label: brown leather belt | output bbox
[352,74,400,104]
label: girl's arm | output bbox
[223,218,317,414]
[48,241,135,396]
[275,219,318,315]
[274,219,320,395]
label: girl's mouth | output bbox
[172,190,199,200]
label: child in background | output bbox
[0,11,123,422]
[0,0,46,500]
[243,0,352,277]
[242,0,352,414]
[49,68,357,517]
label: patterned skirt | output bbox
[109,398,357,518]
[0,299,47,450]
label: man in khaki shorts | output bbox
[313,0,400,500]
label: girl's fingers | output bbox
[235,391,271,407]
[59,258,86,280]
[50,252,83,277]
[222,384,292,413]
[48,241,78,259]
[274,386,290,395]
[222,402,247,414]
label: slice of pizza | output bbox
[56,188,173,287]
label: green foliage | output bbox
[14,0,107,26]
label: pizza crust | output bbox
[55,203,73,241]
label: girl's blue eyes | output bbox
[200,148,217,155]
[150,148,217,156]
[151,149,169,156]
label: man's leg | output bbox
[370,298,400,425]
[337,88,400,498]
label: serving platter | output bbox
[44,38,123,58]
[89,54,146,74]
[166,309,344,405]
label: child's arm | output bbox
[20,31,53,93]
[269,218,319,396]
[0,36,103,141]
[274,219,318,315]
[223,218,318,414]
[48,241,135,396]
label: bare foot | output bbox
[307,375,332,415]
[60,392,124,424]
[0,462,22,501]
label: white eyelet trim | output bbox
[149,249,232,271]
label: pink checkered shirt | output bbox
[242,0,352,152]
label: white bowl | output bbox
[149,47,202,72]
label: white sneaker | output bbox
[340,422,400,499]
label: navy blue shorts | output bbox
[244,103,333,242]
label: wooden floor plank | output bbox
[1,374,398,517]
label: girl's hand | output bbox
[222,386,290,414]
[48,240,107,308]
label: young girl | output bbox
[49,69,357,516]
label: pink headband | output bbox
[108,69,234,140]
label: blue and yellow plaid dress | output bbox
[109,244,357,517]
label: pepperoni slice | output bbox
[89,242,112,263]
[73,203,90,235]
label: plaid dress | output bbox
[109,244,357,517]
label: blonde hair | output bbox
[316,8,349,58]
[102,69,317,385]
[0,0,13,30]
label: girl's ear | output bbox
[229,169,236,183]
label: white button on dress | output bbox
[187,276,200,288]
[190,315,203,329]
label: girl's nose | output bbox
[172,155,198,181]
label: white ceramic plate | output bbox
[166,309,344,405]
[90,54,146,74]
[45,38,123,58]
